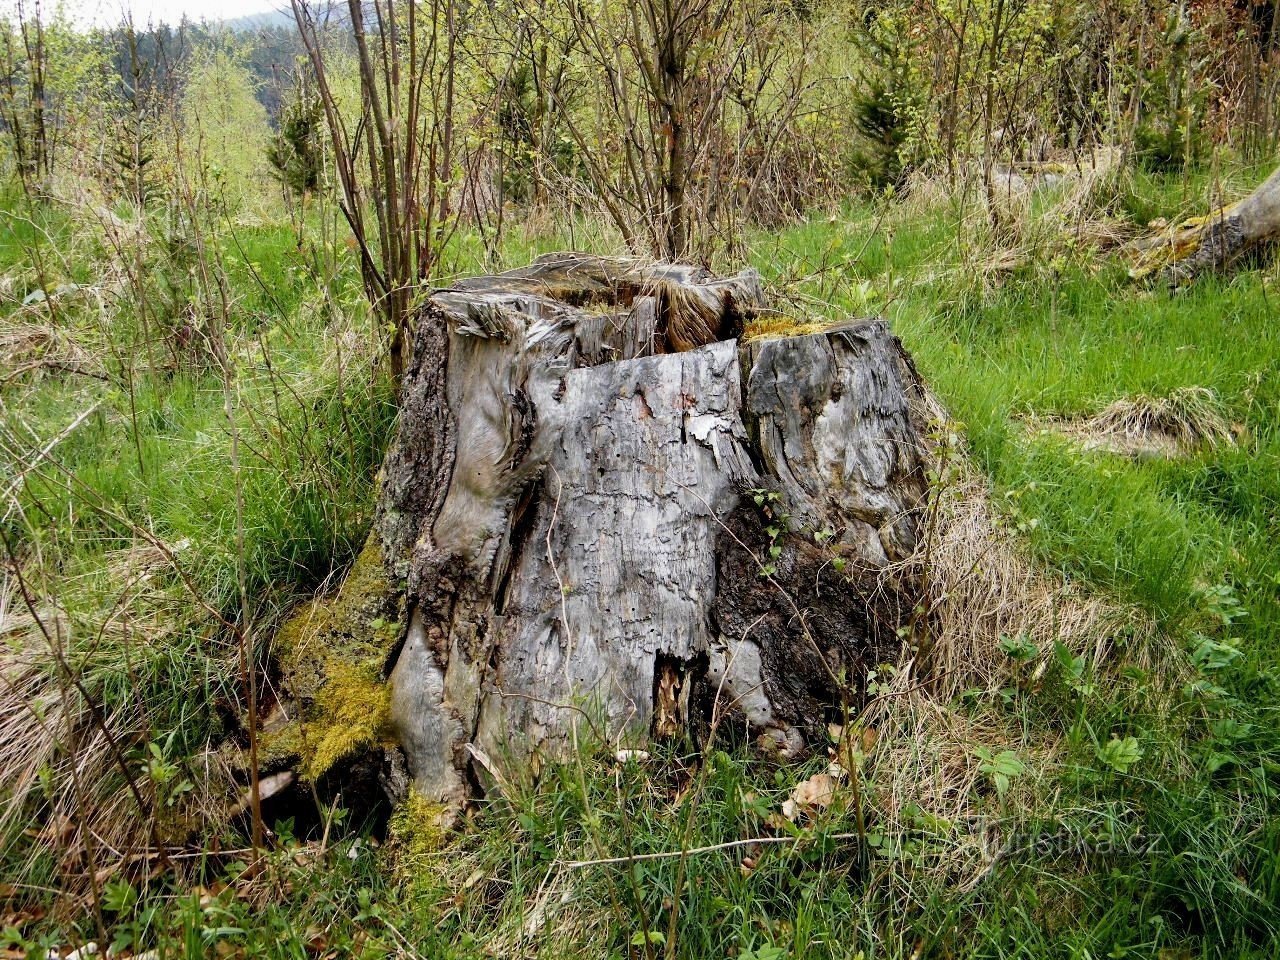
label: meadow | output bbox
[2,150,1277,957]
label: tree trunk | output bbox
[372,253,929,808]
[1129,163,1280,283]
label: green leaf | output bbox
[102,879,138,913]
[998,632,1039,662]
[977,748,1026,798]
[1097,735,1143,773]
[1189,633,1241,673]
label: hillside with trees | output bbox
[0,0,1279,957]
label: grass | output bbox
[740,166,1280,955]
[2,163,1280,957]
[0,188,398,899]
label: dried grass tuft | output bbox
[0,577,137,898]
[901,147,1134,294]
[902,389,1156,697]
[0,551,234,906]
[0,320,101,384]
[1035,386,1235,459]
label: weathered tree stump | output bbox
[370,253,929,807]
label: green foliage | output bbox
[998,632,1039,662]
[180,41,273,210]
[494,63,576,203]
[267,72,325,199]
[1,6,1279,953]
[1134,6,1210,171]
[1096,735,1144,773]
[846,5,923,190]
[0,201,397,891]
[110,117,157,205]
[140,735,196,808]
[976,747,1027,799]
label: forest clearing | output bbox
[0,0,1279,957]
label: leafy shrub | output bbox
[847,5,923,190]
[1134,7,1210,171]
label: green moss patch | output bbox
[268,536,403,779]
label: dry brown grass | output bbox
[901,148,1134,293]
[0,576,137,900]
[903,389,1155,696]
[0,319,102,385]
[0,546,235,907]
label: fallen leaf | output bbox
[302,928,328,955]
[780,772,838,821]
[791,773,836,809]
[765,815,791,835]
[861,726,878,753]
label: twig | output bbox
[559,832,862,869]
[1,399,102,520]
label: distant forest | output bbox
[104,17,320,120]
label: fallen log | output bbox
[1129,163,1280,283]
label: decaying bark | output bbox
[370,253,928,807]
[1130,163,1280,283]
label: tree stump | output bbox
[374,254,929,806]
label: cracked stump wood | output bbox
[373,253,929,805]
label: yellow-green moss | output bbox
[267,535,403,779]
[257,721,306,768]
[306,661,394,778]
[743,315,837,341]
[1128,201,1240,280]
[387,787,450,875]
[274,538,398,685]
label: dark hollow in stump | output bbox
[375,253,929,806]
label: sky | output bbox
[51,0,289,28]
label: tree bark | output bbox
[1130,163,1280,283]
[373,253,929,807]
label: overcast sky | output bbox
[54,0,289,28]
